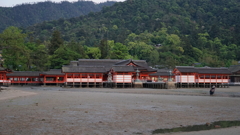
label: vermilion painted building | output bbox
[6,69,65,86]
[40,69,65,86]
[7,71,42,85]
[149,69,173,82]
[62,59,156,87]
[0,66,12,85]
[2,59,237,88]
[173,66,231,87]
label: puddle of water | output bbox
[152,120,240,134]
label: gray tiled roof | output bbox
[175,66,196,73]
[175,66,231,74]
[7,71,42,77]
[69,61,78,66]
[133,66,157,72]
[0,67,6,71]
[114,59,132,65]
[63,59,156,73]
[112,66,135,72]
[228,65,240,73]
[41,69,65,75]
[196,67,231,74]
[149,69,171,76]
[77,59,120,70]
[115,59,156,72]
[62,66,107,73]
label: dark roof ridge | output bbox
[113,65,131,67]
[77,65,105,67]
[63,65,105,67]
[114,59,132,65]
[176,66,194,68]
[132,60,147,62]
[196,67,228,69]
[78,59,121,61]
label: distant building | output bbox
[228,65,240,85]
[172,66,231,87]
[155,44,162,47]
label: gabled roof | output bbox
[114,59,133,65]
[175,66,196,73]
[7,71,42,77]
[62,66,107,73]
[63,59,156,73]
[149,69,170,76]
[77,59,120,71]
[41,69,65,75]
[112,65,135,72]
[133,66,156,72]
[228,65,240,73]
[174,66,231,74]
[196,67,231,74]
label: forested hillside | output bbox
[0,1,116,32]
[1,0,240,71]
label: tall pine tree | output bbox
[49,30,63,55]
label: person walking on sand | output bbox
[210,86,215,95]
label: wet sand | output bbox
[0,86,240,135]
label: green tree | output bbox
[197,32,209,50]
[99,39,109,59]
[0,26,29,70]
[164,34,181,46]
[192,47,203,61]
[149,49,159,66]
[50,46,80,69]
[110,42,130,59]
[86,47,101,59]
[49,30,64,55]
[32,44,49,71]
[67,40,87,58]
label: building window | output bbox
[82,74,87,78]
[74,74,80,78]
[211,76,216,79]
[67,74,73,78]
[89,74,94,78]
[58,77,64,81]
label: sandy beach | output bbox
[0,86,240,135]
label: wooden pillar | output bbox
[180,73,182,85]
[64,74,66,85]
[42,76,45,86]
[94,74,96,88]
[72,74,74,87]
[227,75,229,88]
[86,73,89,88]
[79,73,82,88]
[56,76,58,86]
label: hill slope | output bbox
[2,0,239,68]
[27,0,240,46]
[0,1,116,32]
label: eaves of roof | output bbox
[7,71,42,77]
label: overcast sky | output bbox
[0,0,126,7]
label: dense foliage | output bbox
[0,1,116,32]
[1,0,240,71]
